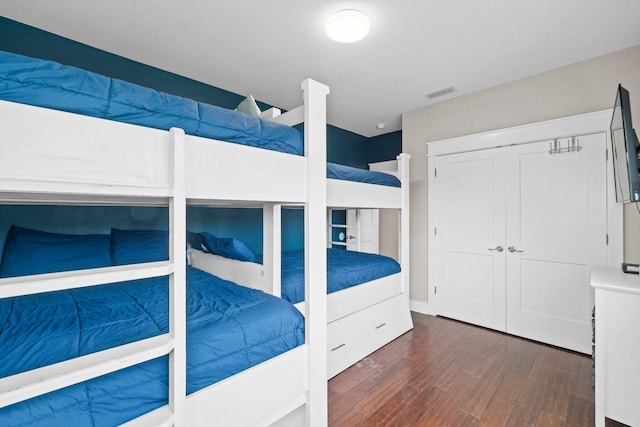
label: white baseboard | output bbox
[410,299,435,316]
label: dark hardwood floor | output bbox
[328,312,595,426]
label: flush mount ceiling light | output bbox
[325,9,370,43]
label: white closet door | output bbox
[346,209,379,254]
[435,149,507,331]
[505,133,607,353]
[346,209,358,250]
[356,209,379,254]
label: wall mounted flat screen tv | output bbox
[610,84,640,203]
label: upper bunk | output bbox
[326,153,410,209]
[0,49,328,206]
[0,49,407,210]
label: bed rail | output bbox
[0,261,172,298]
[326,153,410,209]
[269,105,305,127]
[0,334,174,409]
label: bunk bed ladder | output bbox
[123,127,187,427]
[0,128,188,426]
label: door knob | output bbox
[508,246,523,253]
[488,245,504,252]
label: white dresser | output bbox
[591,266,640,427]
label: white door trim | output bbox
[426,109,623,317]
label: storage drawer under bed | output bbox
[327,293,413,378]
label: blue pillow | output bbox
[196,232,256,262]
[111,229,168,266]
[0,226,111,278]
[186,231,202,250]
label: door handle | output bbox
[488,246,504,252]
[508,246,523,253]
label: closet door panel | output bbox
[357,209,380,254]
[435,149,506,331]
[519,260,590,323]
[505,133,607,353]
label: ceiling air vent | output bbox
[424,86,456,100]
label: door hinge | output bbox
[606,233,609,245]
[434,285,437,295]
[434,227,437,235]
[605,149,609,161]
[434,168,437,178]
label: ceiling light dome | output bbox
[325,9,370,43]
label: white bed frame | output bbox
[191,153,413,378]
[0,79,329,426]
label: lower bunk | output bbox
[0,227,307,426]
[189,240,413,379]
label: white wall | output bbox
[378,209,398,261]
[403,45,640,305]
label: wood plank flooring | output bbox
[328,312,595,426]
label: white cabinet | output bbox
[427,111,621,354]
[591,266,640,427]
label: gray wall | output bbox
[403,45,640,303]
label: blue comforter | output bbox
[326,162,401,188]
[0,266,304,426]
[0,50,303,155]
[279,248,401,304]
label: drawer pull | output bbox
[375,322,387,329]
[330,343,346,352]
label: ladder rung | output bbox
[0,334,174,409]
[0,261,174,298]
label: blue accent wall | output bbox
[367,131,403,164]
[328,127,369,169]
[0,16,401,255]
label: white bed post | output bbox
[263,203,282,297]
[397,153,411,298]
[302,78,329,426]
[169,128,187,425]
[326,208,332,249]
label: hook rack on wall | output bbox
[549,136,582,155]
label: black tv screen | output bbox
[610,84,640,203]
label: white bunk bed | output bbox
[190,153,412,378]
[0,55,329,426]
[323,153,412,377]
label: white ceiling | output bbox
[1,1,640,137]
